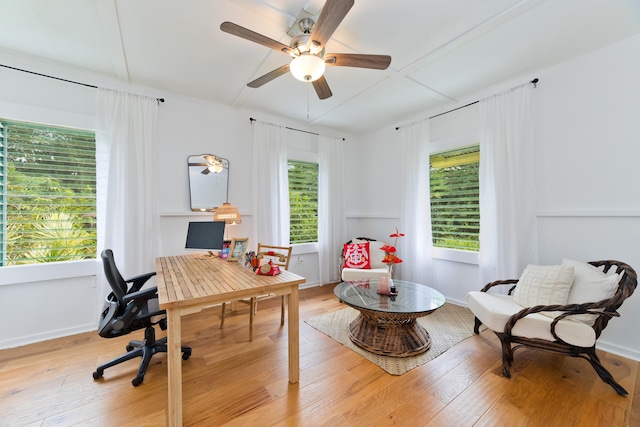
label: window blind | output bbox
[430,145,480,251]
[288,160,318,244]
[1,119,97,265]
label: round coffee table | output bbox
[334,279,445,357]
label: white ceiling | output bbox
[1,0,639,134]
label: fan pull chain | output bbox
[306,84,310,121]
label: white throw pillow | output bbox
[562,259,620,325]
[512,264,575,308]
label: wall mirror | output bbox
[188,154,229,211]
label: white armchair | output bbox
[466,259,637,396]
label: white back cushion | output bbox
[563,259,620,325]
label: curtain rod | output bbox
[0,63,165,103]
[249,117,345,141]
[395,78,539,130]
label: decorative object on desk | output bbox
[228,237,249,261]
[219,240,231,259]
[256,260,281,276]
[305,303,481,375]
[256,249,289,266]
[243,251,256,268]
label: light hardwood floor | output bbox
[1,285,638,426]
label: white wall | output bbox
[532,35,640,358]
[347,35,640,360]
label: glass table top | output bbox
[334,279,446,314]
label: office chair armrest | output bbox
[126,271,157,292]
[123,286,158,305]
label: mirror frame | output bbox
[187,154,229,212]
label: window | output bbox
[430,145,480,251]
[0,119,97,266]
[288,160,318,244]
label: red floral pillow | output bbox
[343,242,371,269]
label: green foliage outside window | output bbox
[1,119,97,266]
[288,160,318,244]
[430,145,480,251]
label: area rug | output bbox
[305,303,479,375]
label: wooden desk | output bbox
[156,254,306,427]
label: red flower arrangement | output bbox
[381,227,404,277]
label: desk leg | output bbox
[287,285,299,383]
[167,308,183,426]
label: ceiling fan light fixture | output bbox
[207,162,223,173]
[290,54,325,82]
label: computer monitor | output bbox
[185,221,226,252]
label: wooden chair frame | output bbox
[220,244,292,341]
[473,260,637,396]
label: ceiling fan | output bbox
[189,154,226,175]
[220,0,391,100]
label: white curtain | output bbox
[251,120,290,246]
[95,88,160,297]
[479,83,538,286]
[318,135,347,284]
[398,119,433,285]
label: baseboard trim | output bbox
[596,341,640,362]
[299,281,321,289]
[0,323,95,350]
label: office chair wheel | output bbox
[132,376,144,387]
[92,369,103,380]
[182,349,192,360]
[126,344,134,352]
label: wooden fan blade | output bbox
[220,22,295,56]
[324,53,391,70]
[312,76,333,100]
[309,0,354,49]
[248,64,291,88]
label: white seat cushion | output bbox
[467,291,596,347]
[341,267,388,281]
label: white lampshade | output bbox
[290,54,325,82]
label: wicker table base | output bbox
[348,308,432,357]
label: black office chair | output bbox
[92,249,191,386]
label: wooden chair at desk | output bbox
[220,243,293,341]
